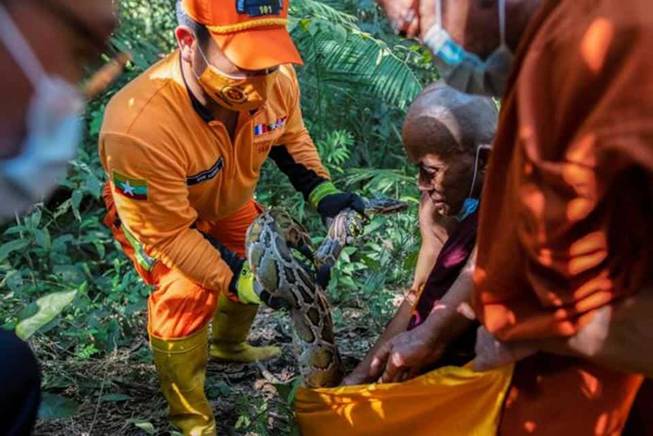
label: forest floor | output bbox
[33,301,392,436]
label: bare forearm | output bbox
[412,194,450,289]
[412,244,438,290]
[527,283,653,377]
[422,257,476,343]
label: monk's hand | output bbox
[472,326,537,371]
[341,367,374,386]
[369,322,444,384]
[377,0,420,37]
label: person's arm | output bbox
[269,65,365,221]
[100,133,233,292]
[342,197,453,385]
[411,192,450,291]
[268,65,331,202]
[544,284,653,377]
[475,282,653,377]
[368,248,477,383]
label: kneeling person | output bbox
[99,0,362,434]
[345,83,497,384]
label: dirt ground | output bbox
[33,304,384,436]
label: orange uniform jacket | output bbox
[99,51,329,293]
[474,0,653,433]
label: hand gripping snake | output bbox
[245,198,408,388]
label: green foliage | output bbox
[15,289,78,340]
[38,393,80,420]
[290,0,425,109]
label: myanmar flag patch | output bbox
[113,171,148,200]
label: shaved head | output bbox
[402,82,497,162]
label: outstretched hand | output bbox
[369,322,445,383]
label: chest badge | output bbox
[254,116,287,137]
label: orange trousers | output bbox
[103,183,261,339]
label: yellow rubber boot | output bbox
[210,294,281,363]
[150,326,216,436]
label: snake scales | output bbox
[245,198,408,388]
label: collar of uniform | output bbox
[178,55,215,123]
[188,86,215,123]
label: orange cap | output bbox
[182,0,304,70]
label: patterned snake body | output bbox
[245,198,408,387]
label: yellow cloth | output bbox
[295,364,513,436]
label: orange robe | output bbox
[474,0,653,434]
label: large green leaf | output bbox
[0,239,30,263]
[15,289,78,340]
[38,393,80,420]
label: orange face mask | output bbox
[196,48,278,112]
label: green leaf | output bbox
[38,393,80,419]
[71,190,83,221]
[29,209,42,228]
[235,415,251,430]
[89,110,105,137]
[15,289,78,340]
[333,24,348,45]
[3,225,25,236]
[308,19,320,36]
[0,239,30,262]
[100,393,132,402]
[128,419,156,435]
[298,17,312,32]
[83,173,103,199]
[34,228,51,250]
[93,240,106,259]
[273,378,303,405]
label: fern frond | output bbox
[290,0,423,108]
[290,0,358,26]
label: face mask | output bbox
[195,47,277,112]
[455,144,491,221]
[0,5,84,220]
[423,0,514,97]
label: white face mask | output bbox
[0,5,84,220]
[423,0,514,97]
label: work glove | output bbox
[309,181,366,221]
[203,233,286,309]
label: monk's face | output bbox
[417,152,476,217]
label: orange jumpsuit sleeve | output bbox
[269,66,331,200]
[100,132,233,293]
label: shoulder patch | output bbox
[113,171,148,200]
[187,157,224,186]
